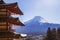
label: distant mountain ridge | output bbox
[14,16,60,35]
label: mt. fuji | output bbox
[13,16,60,35]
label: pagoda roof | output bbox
[0,2,23,15]
[8,8,23,15]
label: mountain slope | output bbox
[13,16,60,35]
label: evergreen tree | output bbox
[52,28,57,40]
[45,27,53,40]
[57,27,60,40]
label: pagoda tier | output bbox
[0,3,23,15]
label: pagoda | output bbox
[0,0,24,40]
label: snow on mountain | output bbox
[13,16,60,35]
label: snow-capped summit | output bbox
[25,16,47,24]
[31,16,41,22]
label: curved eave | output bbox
[8,8,23,15]
[9,20,25,26]
[10,22,25,26]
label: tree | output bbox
[52,28,57,40]
[57,27,60,40]
[45,27,53,40]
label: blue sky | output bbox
[4,0,60,24]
